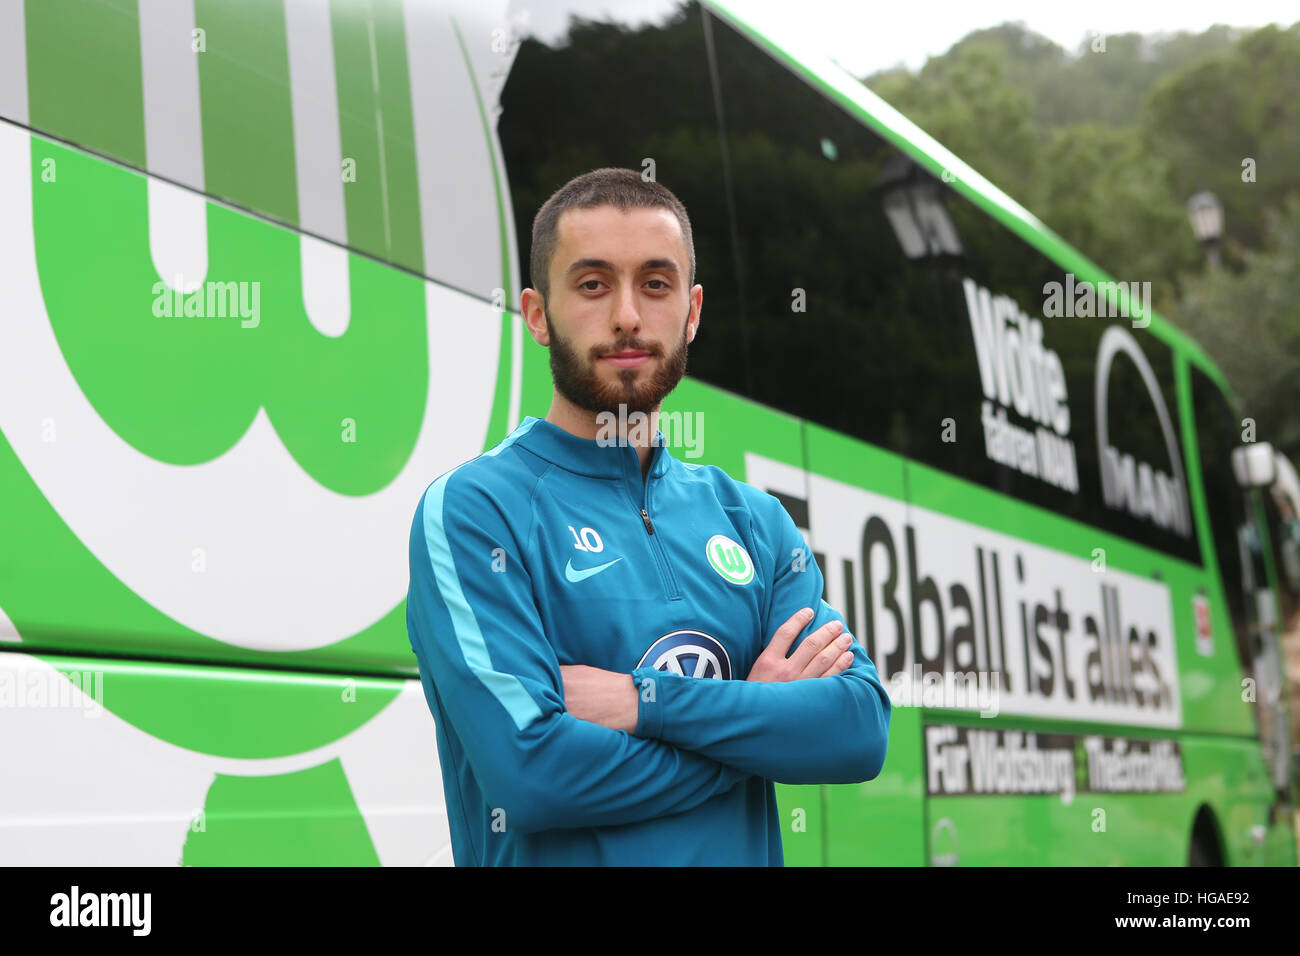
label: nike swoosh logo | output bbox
[565,557,623,583]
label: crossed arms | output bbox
[407,473,891,834]
[560,604,856,733]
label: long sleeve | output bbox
[631,492,891,785]
[407,467,749,834]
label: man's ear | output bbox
[521,289,550,346]
[687,285,703,343]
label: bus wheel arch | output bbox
[1188,805,1226,866]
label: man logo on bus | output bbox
[1094,327,1192,538]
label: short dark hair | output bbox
[529,167,695,303]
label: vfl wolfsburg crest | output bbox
[705,534,754,585]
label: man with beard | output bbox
[406,168,890,866]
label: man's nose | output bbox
[611,282,641,333]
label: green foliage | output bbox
[1033,123,1200,311]
[1173,196,1300,459]
[869,42,1039,199]
[1143,23,1300,255]
[865,19,1300,452]
[867,22,1243,133]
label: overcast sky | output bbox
[723,0,1300,75]
[512,1,1299,76]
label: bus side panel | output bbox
[0,652,451,865]
[0,120,509,676]
[772,784,827,866]
[921,720,1275,865]
[823,706,925,865]
[765,423,922,864]
[1182,734,1291,867]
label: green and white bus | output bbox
[1,0,1295,866]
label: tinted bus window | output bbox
[1263,485,1300,619]
[706,13,943,455]
[708,11,1200,564]
[1191,367,1253,671]
[497,0,748,400]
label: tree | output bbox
[1171,196,1300,460]
[1142,23,1300,257]
[1031,123,1200,312]
[867,40,1039,199]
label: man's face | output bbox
[539,205,699,417]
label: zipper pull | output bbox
[641,508,655,535]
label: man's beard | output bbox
[544,305,690,416]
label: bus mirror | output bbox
[1231,442,1277,489]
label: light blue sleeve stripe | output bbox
[421,419,545,732]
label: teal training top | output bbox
[406,415,891,865]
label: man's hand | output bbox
[746,607,854,682]
[560,665,639,733]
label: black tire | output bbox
[1188,836,1215,866]
[1188,810,1224,866]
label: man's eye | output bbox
[579,280,602,291]
[646,279,669,290]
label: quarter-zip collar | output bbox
[513,415,673,486]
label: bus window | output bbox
[705,13,943,458]
[1190,367,1255,711]
[707,8,1200,565]
[1265,458,1300,606]
[496,0,747,403]
[1264,458,1300,786]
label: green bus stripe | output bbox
[452,13,517,442]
